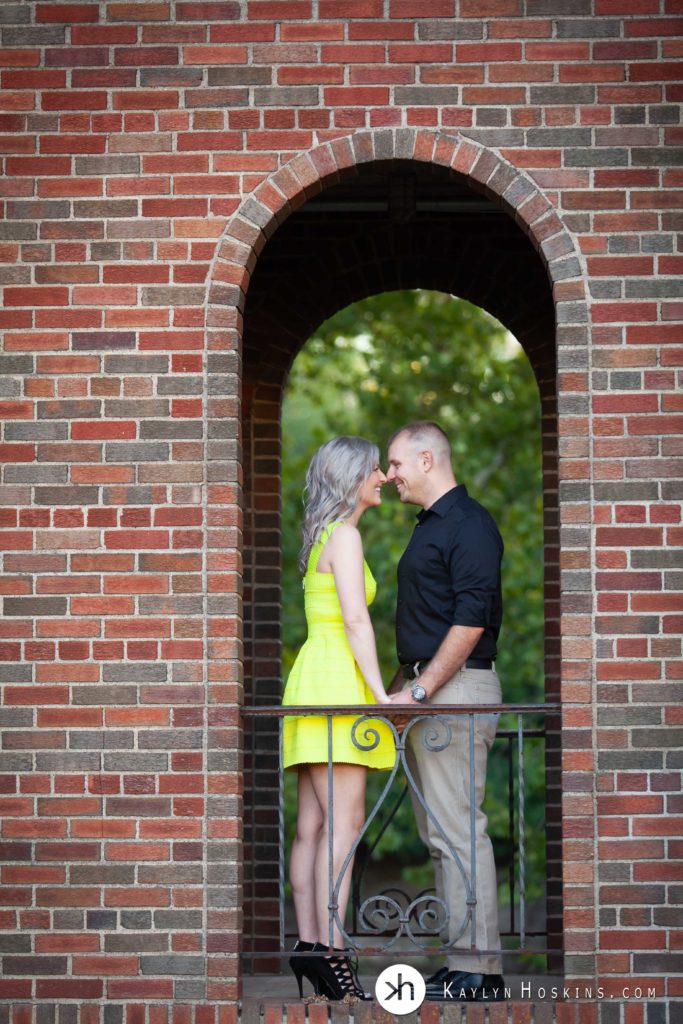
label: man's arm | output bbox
[388,623,483,704]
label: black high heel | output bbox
[310,942,371,1001]
[288,939,317,998]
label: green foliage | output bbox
[282,289,543,699]
[281,290,547,931]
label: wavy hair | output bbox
[299,436,379,573]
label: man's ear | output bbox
[420,449,434,472]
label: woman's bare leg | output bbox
[289,766,323,943]
[309,762,367,948]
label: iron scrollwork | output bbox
[329,711,476,953]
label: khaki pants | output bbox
[406,666,503,974]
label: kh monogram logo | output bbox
[375,964,426,1013]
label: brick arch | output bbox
[203,127,589,987]
[206,127,584,314]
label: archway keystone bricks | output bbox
[0,5,680,1021]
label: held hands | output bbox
[367,687,421,730]
[369,667,419,729]
[372,689,392,705]
[388,689,418,705]
[387,687,420,732]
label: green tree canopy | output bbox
[281,289,544,706]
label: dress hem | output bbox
[284,758,394,772]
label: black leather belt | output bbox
[402,657,494,680]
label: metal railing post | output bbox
[468,713,477,951]
[517,713,526,949]
[278,717,285,963]
[327,713,334,949]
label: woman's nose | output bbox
[378,470,387,483]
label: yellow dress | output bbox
[282,522,396,771]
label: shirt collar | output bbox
[416,484,468,523]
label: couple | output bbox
[281,421,505,1003]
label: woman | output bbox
[281,436,395,1001]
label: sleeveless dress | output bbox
[282,522,396,771]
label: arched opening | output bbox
[235,153,563,981]
[277,289,548,974]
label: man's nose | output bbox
[385,466,395,481]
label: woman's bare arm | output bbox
[325,524,389,705]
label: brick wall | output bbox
[0,1,681,1020]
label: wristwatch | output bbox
[410,683,428,703]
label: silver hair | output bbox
[299,436,379,573]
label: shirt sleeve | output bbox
[447,516,501,629]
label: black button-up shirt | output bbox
[396,484,503,665]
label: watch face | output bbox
[411,684,427,702]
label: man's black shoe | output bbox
[425,970,506,1002]
[424,965,450,986]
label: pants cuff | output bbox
[447,957,503,975]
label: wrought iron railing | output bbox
[241,702,558,962]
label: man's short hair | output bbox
[388,421,452,462]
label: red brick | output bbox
[593,394,658,414]
[598,795,663,815]
[106,842,170,860]
[626,17,683,36]
[37,4,100,21]
[182,46,247,64]
[73,956,139,975]
[109,980,174,998]
[630,60,683,81]
[634,862,683,881]
[37,887,101,907]
[627,324,682,345]
[36,980,104,998]
[72,26,138,44]
[596,662,662,680]
[108,3,171,20]
[249,0,312,16]
[3,71,67,90]
[5,687,69,706]
[5,287,69,307]
[71,421,137,441]
[41,91,109,110]
[104,887,170,907]
[0,402,33,419]
[104,531,170,550]
[634,817,683,836]
[0,981,33,998]
[596,527,663,546]
[462,0,520,11]
[588,256,654,276]
[112,89,179,109]
[457,42,522,62]
[600,928,666,948]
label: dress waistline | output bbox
[307,624,347,636]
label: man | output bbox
[386,421,505,1003]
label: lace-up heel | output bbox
[310,943,370,1001]
[288,939,317,998]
